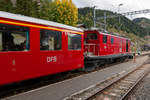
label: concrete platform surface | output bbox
[3,56,148,100]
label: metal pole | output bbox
[118,9,121,24]
[118,4,123,24]
[93,6,96,28]
[137,35,138,53]
[147,31,149,43]
[133,45,136,63]
[104,12,107,31]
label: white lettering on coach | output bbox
[47,56,57,63]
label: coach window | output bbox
[68,33,81,50]
[103,35,107,43]
[111,37,114,44]
[0,23,30,52]
[40,29,61,51]
[0,33,2,51]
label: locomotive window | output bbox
[103,35,107,43]
[86,33,97,40]
[68,33,81,50]
[0,23,30,52]
[111,37,114,44]
[40,29,62,51]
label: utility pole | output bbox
[118,4,123,24]
[93,6,96,28]
[147,31,149,43]
[104,12,107,31]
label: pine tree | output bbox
[15,0,39,17]
[0,0,14,13]
[39,0,54,20]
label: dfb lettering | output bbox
[47,56,57,63]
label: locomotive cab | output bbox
[84,31,99,56]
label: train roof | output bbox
[85,30,131,40]
[0,11,83,32]
[100,32,130,40]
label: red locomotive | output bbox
[0,11,132,86]
[84,30,132,68]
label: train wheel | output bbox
[94,62,100,68]
[83,63,95,72]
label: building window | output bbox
[40,29,62,51]
[111,37,114,44]
[68,33,81,50]
[0,23,30,52]
[103,35,107,43]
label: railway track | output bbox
[65,57,150,100]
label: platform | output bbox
[3,56,148,100]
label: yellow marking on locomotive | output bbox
[0,19,83,35]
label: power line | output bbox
[97,9,150,20]
[122,9,150,16]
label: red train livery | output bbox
[0,11,132,86]
[0,11,84,85]
[84,30,132,67]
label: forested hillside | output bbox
[78,7,148,38]
[0,0,149,46]
[133,17,150,32]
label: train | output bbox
[84,30,132,69]
[0,11,132,86]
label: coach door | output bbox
[40,29,65,74]
[0,23,30,84]
[67,33,83,69]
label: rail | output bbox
[64,57,150,100]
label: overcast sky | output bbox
[72,0,150,19]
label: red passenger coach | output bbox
[0,11,84,85]
[84,30,132,67]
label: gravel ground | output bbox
[126,68,150,100]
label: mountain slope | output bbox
[78,7,147,38]
[133,17,150,32]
